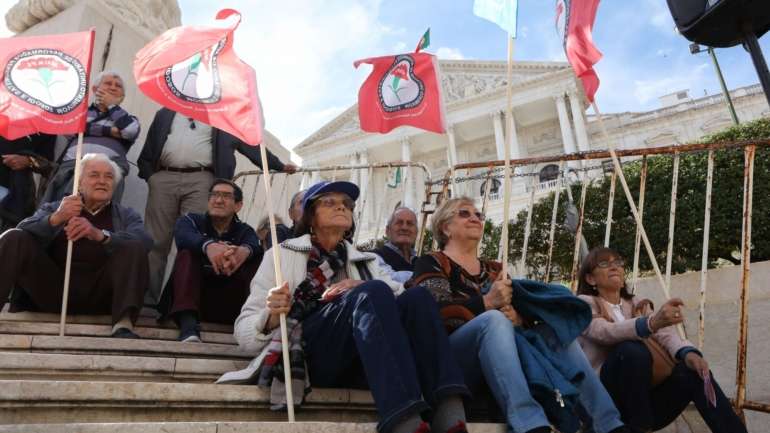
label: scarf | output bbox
[257,240,347,409]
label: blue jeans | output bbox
[302,281,469,433]
[450,310,623,433]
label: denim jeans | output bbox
[449,310,623,433]
[302,281,469,433]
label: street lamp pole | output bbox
[691,43,740,126]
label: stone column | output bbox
[447,125,460,196]
[492,111,506,161]
[358,152,370,230]
[568,92,590,152]
[349,154,359,185]
[401,137,416,210]
[554,94,577,156]
[505,110,522,160]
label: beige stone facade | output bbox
[295,59,769,243]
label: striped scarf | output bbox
[257,240,347,409]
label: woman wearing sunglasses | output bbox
[227,181,470,433]
[576,247,746,433]
[410,197,629,433]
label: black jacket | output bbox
[137,108,285,180]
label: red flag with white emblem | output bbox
[0,30,94,140]
[133,9,263,145]
[354,52,446,134]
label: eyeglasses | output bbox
[455,209,484,220]
[596,259,625,269]
[314,196,355,210]
[208,191,235,201]
[188,118,196,130]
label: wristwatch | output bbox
[100,229,111,244]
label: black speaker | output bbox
[667,0,770,48]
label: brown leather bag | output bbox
[593,296,675,387]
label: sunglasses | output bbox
[208,191,235,201]
[455,209,484,220]
[315,196,355,210]
[596,259,625,269]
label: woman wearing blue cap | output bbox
[229,181,470,433]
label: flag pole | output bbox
[499,36,515,279]
[590,101,685,339]
[258,143,295,422]
[58,132,85,336]
[58,29,95,337]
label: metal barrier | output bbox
[427,139,770,419]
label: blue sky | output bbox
[1,0,768,154]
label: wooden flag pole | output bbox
[591,101,685,339]
[499,36,516,278]
[258,144,295,422]
[59,132,85,336]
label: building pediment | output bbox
[700,115,733,134]
[644,131,680,147]
[295,60,571,154]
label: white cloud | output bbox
[645,0,677,34]
[632,63,709,105]
[180,0,398,151]
[0,0,17,37]
[435,47,465,60]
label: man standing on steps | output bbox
[373,207,419,283]
[158,179,261,342]
[138,107,297,308]
[0,153,152,339]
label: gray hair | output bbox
[431,196,476,250]
[80,153,123,186]
[386,206,417,228]
[92,70,124,88]
[288,190,305,214]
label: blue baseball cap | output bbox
[302,181,360,212]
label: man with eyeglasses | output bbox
[157,179,261,342]
[373,207,419,283]
[137,107,297,308]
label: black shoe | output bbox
[111,328,140,339]
[178,326,201,343]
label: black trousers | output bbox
[599,340,747,433]
[0,229,147,324]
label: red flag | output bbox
[354,52,446,134]
[0,30,94,140]
[133,9,263,145]
[556,0,602,102]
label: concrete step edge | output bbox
[0,321,236,344]
[0,421,506,433]
[0,334,254,360]
[0,351,248,382]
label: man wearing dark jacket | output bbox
[0,133,55,231]
[0,153,152,338]
[138,107,296,306]
[373,207,418,283]
[159,179,261,342]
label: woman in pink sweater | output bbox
[576,247,745,433]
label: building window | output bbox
[480,178,501,196]
[539,164,560,182]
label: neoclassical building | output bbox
[295,59,769,242]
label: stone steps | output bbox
[0,379,377,424]
[0,334,252,360]
[0,310,236,343]
[0,351,248,383]
[0,421,505,433]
